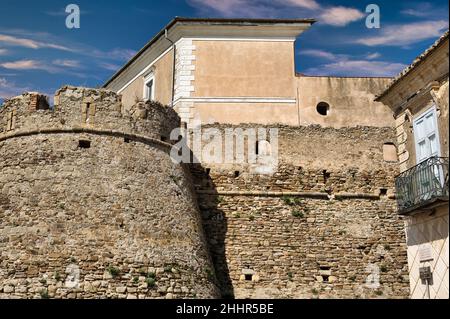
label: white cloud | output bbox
[299,49,350,61]
[52,59,81,68]
[0,77,54,103]
[300,49,338,60]
[284,0,320,10]
[0,77,28,99]
[0,60,46,70]
[0,29,135,66]
[355,20,449,47]
[99,62,121,71]
[304,60,406,77]
[366,52,381,60]
[0,33,73,51]
[318,6,365,26]
[187,0,363,26]
[400,2,444,18]
[299,48,404,77]
[187,0,255,16]
[0,59,85,76]
[401,9,429,18]
[187,0,321,14]
[103,48,136,61]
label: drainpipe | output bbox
[165,29,176,108]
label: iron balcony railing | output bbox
[395,157,449,215]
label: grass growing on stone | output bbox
[205,268,215,281]
[170,175,181,184]
[146,277,156,288]
[107,265,120,278]
[40,289,49,299]
[282,196,302,206]
[164,266,173,273]
[291,210,304,218]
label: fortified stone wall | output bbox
[190,124,410,299]
[0,87,218,299]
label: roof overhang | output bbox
[103,17,315,90]
[375,30,449,103]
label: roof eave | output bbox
[375,30,449,102]
[103,17,316,88]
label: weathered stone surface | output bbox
[0,87,218,299]
[190,124,410,299]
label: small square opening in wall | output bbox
[380,188,388,196]
[78,140,91,149]
[234,171,240,178]
[319,266,332,282]
[323,170,331,183]
[383,143,398,162]
[244,274,253,281]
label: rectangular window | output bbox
[144,74,155,101]
[413,106,441,163]
[6,110,16,131]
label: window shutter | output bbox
[413,106,441,163]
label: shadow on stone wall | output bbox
[189,163,234,299]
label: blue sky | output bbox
[0,0,448,103]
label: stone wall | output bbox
[189,124,410,299]
[0,87,219,299]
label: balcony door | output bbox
[413,106,443,201]
[414,106,441,163]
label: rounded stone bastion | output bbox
[0,86,219,299]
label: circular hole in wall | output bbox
[316,102,330,116]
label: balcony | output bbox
[395,157,449,215]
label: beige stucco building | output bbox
[377,31,449,299]
[104,17,394,129]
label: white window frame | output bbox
[413,105,441,163]
[143,73,155,101]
